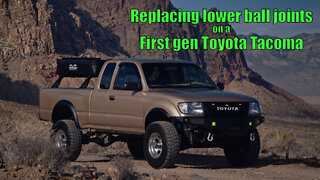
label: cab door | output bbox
[90,62,117,129]
[106,62,144,133]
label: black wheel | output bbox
[144,121,180,169]
[224,128,260,167]
[51,120,82,161]
[127,137,145,159]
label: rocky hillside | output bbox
[241,33,320,97]
[0,0,319,118]
[0,0,249,79]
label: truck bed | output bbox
[39,88,93,128]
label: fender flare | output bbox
[147,108,170,118]
[52,100,80,128]
[145,108,171,129]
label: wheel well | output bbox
[145,109,170,129]
[52,101,79,127]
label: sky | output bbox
[171,0,320,37]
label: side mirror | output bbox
[217,82,224,91]
[124,82,140,91]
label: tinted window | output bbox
[100,63,116,89]
[142,63,216,89]
[114,63,142,90]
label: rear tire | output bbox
[127,137,145,159]
[51,120,82,161]
[224,128,260,167]
[144,121,180,169]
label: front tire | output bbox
[51,120,82,161]
[144,121,180,169]
[224,128,260,167]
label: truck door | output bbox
[90,62,116,128]
[107,62,144,133]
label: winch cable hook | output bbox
[207,132,214,142]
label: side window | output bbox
[114,63,142,90]
[100,63,116,89]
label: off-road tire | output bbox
[144,121,180,169]
[127,137,145,159]
[52,120,82,161]
[224,128,260,167]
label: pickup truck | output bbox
[39,58,264,169]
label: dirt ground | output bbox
[74,152,320,180]
[72,115,320,180]
[0,100,320,179]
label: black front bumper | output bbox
[172,115,264,148]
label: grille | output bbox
[203,102,249,117]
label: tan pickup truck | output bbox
[39,58,264,169]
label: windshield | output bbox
[142,63,216,89]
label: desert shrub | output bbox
[0,110,17,134]
[67,165,104,179]
[262,130,297,160]
[311,144,320,159]
[0,136,68,173]
[111,156,136,180]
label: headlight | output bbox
[178,102,203,115]
[249,102,261,115]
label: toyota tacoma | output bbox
[39,58,264,169]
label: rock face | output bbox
[0,0,54,56]
[0,0,130,59]
[71,0,250,83]
[0,0,318,117]
[0,0,250,82]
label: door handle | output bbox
[109,95,115,101]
